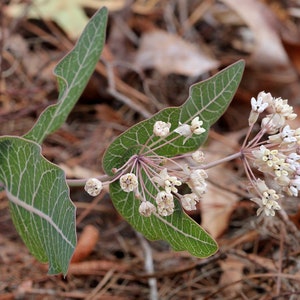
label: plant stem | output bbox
[66,174,112,187]
[201,152,242,170]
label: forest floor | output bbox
[1,1,300,299]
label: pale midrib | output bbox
[154,212,213,247]
[6,189,74,248]
[36,22,103,142]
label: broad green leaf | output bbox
[103,60,245,257]
[0,136,76,275]
[103,60,245,174]
[24,7,108,144]
[110,179,218,258]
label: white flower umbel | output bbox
[153,121,171,137]
[181,193,199,211]
[155,191,174,216]
[84,178,103,196]
[120,173,138,192]
[139,201,156,217]
[174,117,206,144]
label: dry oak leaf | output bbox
[4,0,125,39]
[200,134,240,239]
[71,225,99,263]
[219,257,244,297]
[134,29,219,77]
[201,180,238,239]
[221,0,289,68]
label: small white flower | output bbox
[281,125,297,145]
[248,92,270,125]
[120,173,138,192]
[153,121,171,137]
[187,169,208,197]
[252,145,279,171]
[174,117,205,144]
[295,128,300,144]
[192,150,205,163]
[174,123,192,137]
[260,97,297,133]
[152,168,181,193]
[251,95,269,113]
[191,117,206,135]
[273,158,292,179]
[255,179,269,193]
[262,189,279,202]
[155,191,174,216]
[257,91,273,105]
[286,153,300,171]
[257,199,281,217]
[139,201,156,217]
[190,169,208,182]
[273,98,297,120]
[84,178,103,196]
[181,193,199,211]
[285,176,300,197]
[261,114,284,134]
[251,180,281,217]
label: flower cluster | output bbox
[243,91,299,216]
[84,116,207,218]
[114,117,207,217]
[84,93,299,221]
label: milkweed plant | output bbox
[87,91,299,218]
[0,7,299,275]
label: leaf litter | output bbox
[1,0,300,299]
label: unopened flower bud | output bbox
[153,121,171,137]
[181,193,199,211]
[192,150,205,163]
[84,178,103,196]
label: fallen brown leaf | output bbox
[221,0,289,68]
[71,224,99,263]
[134,29,219,76]
[68,260,129,275]
[282,40,300,75]
[201,133,240,238]
[219,256,244,297]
